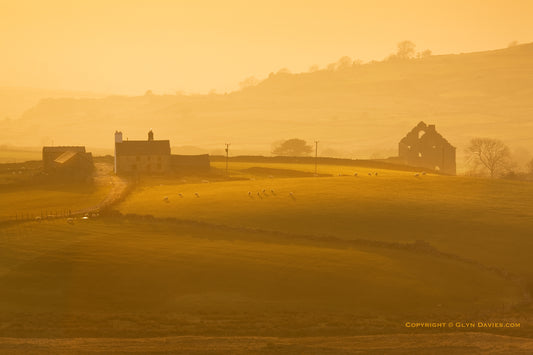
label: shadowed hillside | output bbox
[2,43,533,164]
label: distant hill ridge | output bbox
[2,42,532,164]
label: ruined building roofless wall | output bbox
[398,121,456,175]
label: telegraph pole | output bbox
[314,140,319,175]
[225,143,230,175]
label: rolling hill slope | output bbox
[2,43,533,165]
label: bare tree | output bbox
[466,138,512,178]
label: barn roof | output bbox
[115,140,171,156]
[43,146,86,154]
[54,151,78,164]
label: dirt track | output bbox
[73,162,129,216]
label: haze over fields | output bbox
[2,1,533,167]
[1,42,533,167]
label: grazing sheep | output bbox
[421,171,427,175]
[163,196,169,202]
[353,172,358,177]
[178,193,183,198]
[368,172,372,176]
[374,172,378,176]
[414,173,420,177]
[194,192,199,198]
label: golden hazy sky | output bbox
[1,0,532,94]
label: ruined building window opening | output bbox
[418,130,426,139]
[407,145,411,150]
[418,152,423,158]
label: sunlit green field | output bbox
[0,185,111,222]
[1,160,532,350]
[120,164,533,278]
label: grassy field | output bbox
[120,163,533,278]
[0,218,525,338]
[1,160,532,352]
[0,149,40,164]
[0,162,115,222]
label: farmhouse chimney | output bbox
[115,131,123,143]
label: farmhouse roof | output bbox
[115,140,171,156]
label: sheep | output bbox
[270,189,276,195]
[421,171,427,175]
[353,172,358,177]
[194,192,200,198]
[163,196,169,202]
[178,193,183,198]
[368,172,372,176]
[374,172,378,176]
[414,173,420,177]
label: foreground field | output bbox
[3,333,533,354]
[0,218,526,338]
[1,160,532,352]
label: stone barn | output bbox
[398,121,456,175]
[42,146,94,176]
[114,130,210,175]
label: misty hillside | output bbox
[0,87,106,122]
[2,43,533,163]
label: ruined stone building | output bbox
[114,130,210,175]
[42,146,94,177]
[398,121,456,175]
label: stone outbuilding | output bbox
[42,146,94,177]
